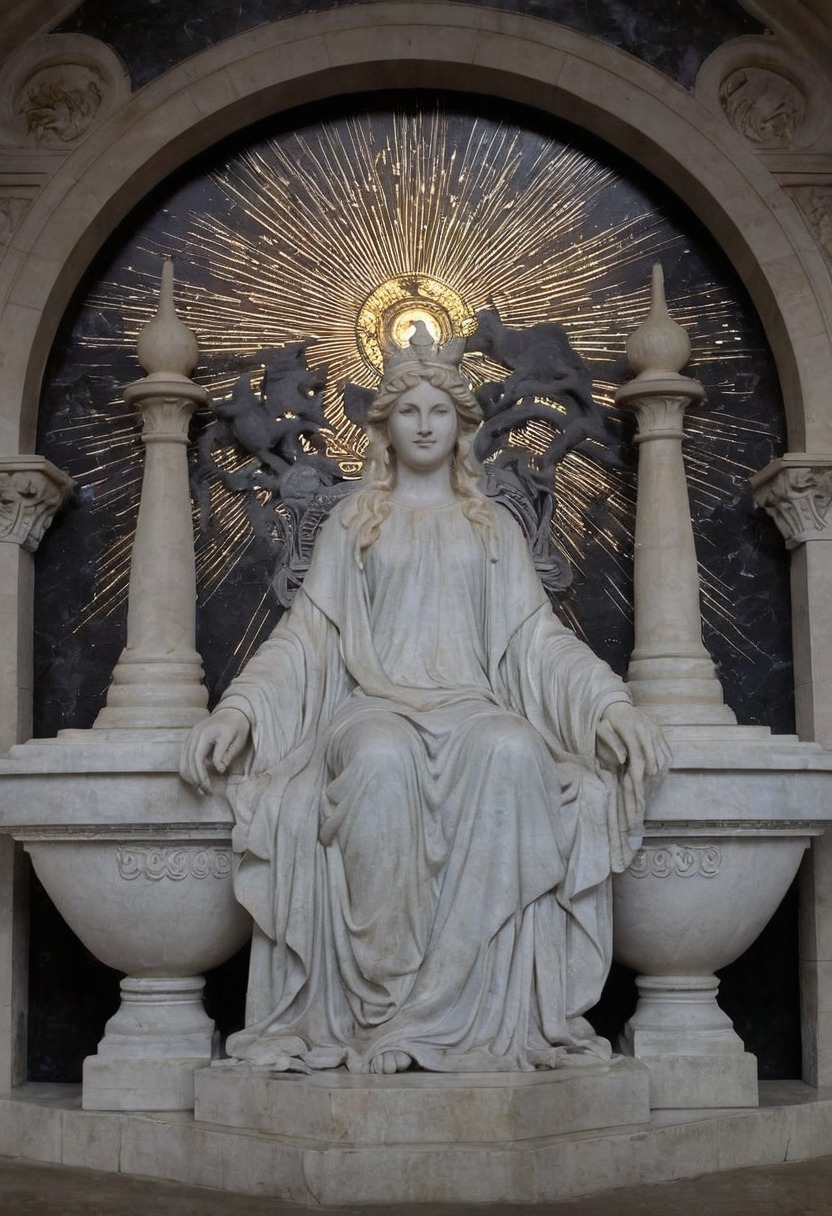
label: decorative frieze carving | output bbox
[0,457,74,552]
[628,844,723,879]
[750,456,832,549]
[116,845,233,882]
[0,34,129,152]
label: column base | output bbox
[83,976,217,1111]
[93,654,208,729]
[619,975,758,1109]
[625,655,737,726]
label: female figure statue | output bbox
[181,324,669,1075]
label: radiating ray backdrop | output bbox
[35,95,792,733]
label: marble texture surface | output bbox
[56,0,763,90]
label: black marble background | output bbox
[28,93,798,1082]
[57,0,764,91]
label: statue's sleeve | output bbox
[219,588,339,777]
[217,511,354,778]
[488,506,630,758]
[502,607,631,760]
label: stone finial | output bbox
[626,263,691,380]
[136,258,199,381]
[0,457,74,552]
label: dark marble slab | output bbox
[57,0,764,91]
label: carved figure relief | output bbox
[0,35,129,151]
[17,65,104,146]
[718,66,806,148]
[695,37,827,154]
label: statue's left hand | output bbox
[596,702,672,823]
[180,706,251,796]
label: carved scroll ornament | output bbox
[116,845,233,882]
[628,844,723,879]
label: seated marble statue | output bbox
[180,323,669,1075]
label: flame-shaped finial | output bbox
[626,263,691,379]
[135,259,199,379]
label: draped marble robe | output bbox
[221,497,639,1073]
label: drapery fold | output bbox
[220,500,635,1073]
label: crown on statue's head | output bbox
[381,320,465,382]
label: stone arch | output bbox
[1,2,830,455]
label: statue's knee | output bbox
[343,718,413,776]
[479,715,542,766]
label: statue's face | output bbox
[387,379,458,474]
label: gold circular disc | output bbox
[356,274,476,375]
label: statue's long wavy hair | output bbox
[342,364,495,564]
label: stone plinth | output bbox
[194,1057,650,1144]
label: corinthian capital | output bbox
[751,455,832,549]
[0,457,74,552]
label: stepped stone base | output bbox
[0,1080,829,1205]
[193,1057,650,1144]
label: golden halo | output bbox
[356,273,476,375]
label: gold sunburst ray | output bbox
[55,103,773,673]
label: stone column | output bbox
[93,260,209,730]
[613,266,757,1108]
[752,455,832,1086]
[615,264,735,728]
[0,457,73,1090]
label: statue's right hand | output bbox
[180,706,251,795]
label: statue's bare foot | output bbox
[369,1050,412,1074]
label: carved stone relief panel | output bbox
[787,185,832,263]
[0,34,129,152]
[718,65,806,149]
[696,36,830,154]
[0,176,43,250]
[0,194,30,245]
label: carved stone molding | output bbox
[0,34,129,152]
[116,845,234,882]
[695,36,829,154]
[750,455,832,549]
[628,844,723,879]
[0,456,74,552]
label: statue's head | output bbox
[366,321,482,472]
[344,321,493,561]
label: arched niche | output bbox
[1,2,830,457]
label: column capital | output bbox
[0,456,75,552]
[750,454,832,549]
